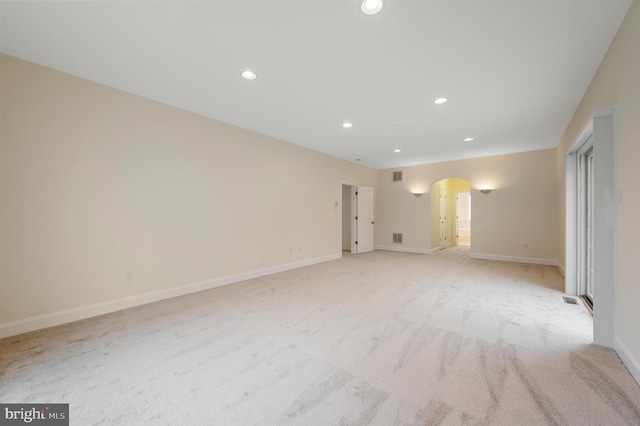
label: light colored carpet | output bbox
[1,247,639,425]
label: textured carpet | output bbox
[1,247,639,425]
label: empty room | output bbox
[1,1,640,425]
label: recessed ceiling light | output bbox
[241,70,257,80]
[394,149,401,153]
[464,137,474,142]
[342,122,353,128]
[434,97,448,105]
[361,0,384,15]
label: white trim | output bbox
[375,245,431,254]
[569,120,594,155]
[593,106,616,119]
[615,336,640,386]
[557,261,566,278]
[470,252,557,266]
[592,109,617,347]
[575,137,594,299]
[566,113,595,295]
[0,254,340,339]
[565,152,578,295]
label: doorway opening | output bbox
[342,183,375,255]
[456,191,471,247]
[430,178,471,250]
[342,184,354,253]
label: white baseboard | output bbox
[375,245,431,254]
[469,252,557,266]
[0,253,341,339]
[615,336,640,386]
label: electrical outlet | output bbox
[126,269,134,280]
[524,243,528,249]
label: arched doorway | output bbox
[430,178,471,250]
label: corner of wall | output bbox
[615,336,640,386]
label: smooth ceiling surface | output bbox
[0,1,633,169]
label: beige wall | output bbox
[0,55,377,332]
[556,1,640,378]
[377,149,558,262]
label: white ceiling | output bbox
[1,0,633,169]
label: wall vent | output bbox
[392,171,403,182]
[393,233,403,244]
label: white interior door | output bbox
[354,186,374,253]
[439,187,447,249]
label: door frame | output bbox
[565,106,617,347]
[576,139,594,304]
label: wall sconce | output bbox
[413,192,423,197]
[480,189,492,194]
